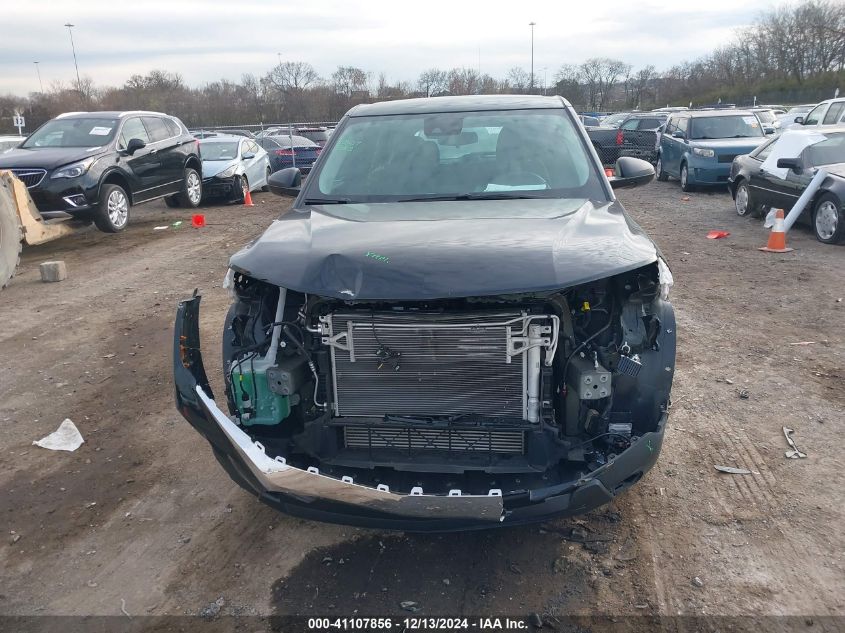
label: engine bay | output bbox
[221,263,675,496]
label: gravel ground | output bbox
[0,182,842,630]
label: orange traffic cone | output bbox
[759,208,793,253]
[243,187,255,207]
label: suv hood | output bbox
[0,146,109,170]
[690,137,766,153]
[229,198,659,300]
[202,159,240,178]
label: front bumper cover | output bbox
[174,294,667,531]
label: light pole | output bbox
[277,52,283,66]
[34,61,44,93]
[64,23,81,92]
[528,22,536,93]
[542,67,547,96]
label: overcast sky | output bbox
[1,0,779,96]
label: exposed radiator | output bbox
[343,425,526,455]
[320,310,558,419]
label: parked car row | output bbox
[729,127,845,244]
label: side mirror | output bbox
[267,167,302,197]
[794,116,804,124]
[764,126,775,135]
[776,157,801,171]
[609,157,655,190]
[671,130,685,140]
[125,138,146,155]
[242,153,255,160]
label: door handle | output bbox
[150,148,158,154]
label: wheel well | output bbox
[730,175,744,198]
[185,155,202,174]
[810,189,837,215]
[100,171,132,204]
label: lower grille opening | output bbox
[343,425,526,455]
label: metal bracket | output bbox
[506,319,558,366]
[320,318,355,362]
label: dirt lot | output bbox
[0,182,842,630]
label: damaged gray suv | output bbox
[174,95,676,531]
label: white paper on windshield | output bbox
[485,183,547,192]
[760,129,828,179]
[89,126,112,136]
[742,116,758,127]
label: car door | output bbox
[242,140,263,188]
[116,116,157,200]
[746,139,780,206]
[141,116,183,196]
[756,141,810,211]
[660,116,677,173]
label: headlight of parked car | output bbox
[692,148,715,158]
[51,158,95,179]
[217,165,238,178]
[657,257,673,300]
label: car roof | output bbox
[200,135,244,143]
[266,134,315,145]
[682,110,757,118]
[55,110,174,119]
[349,94,571,117]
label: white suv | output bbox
[791,98,845,129]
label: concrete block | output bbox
[39,261,67,283]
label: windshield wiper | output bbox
[397,192,547,202]
[303,197,352,205]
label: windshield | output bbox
[22,118,119,148]
[310,109,603,204]
[805,132,845,166]
[690,115,764,140]
[201,142,240,160]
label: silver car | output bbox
[200,136,271,201]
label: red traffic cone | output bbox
[243,187,255,207]
[759,208,793,253]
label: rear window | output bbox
[298,129,328,143]
[22,117,119,148]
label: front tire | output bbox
[94,184,130,233]
[812,193,845,244]
[656,155,668,181]
[734,181,760,218]
[680,163,693,192]
[261,167,271,192]
[177,167,202,208]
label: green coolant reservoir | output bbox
[231,357,291,426]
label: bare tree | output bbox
[505,67,531,94]
[417,68,448,97]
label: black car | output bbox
[174,95,675,531]
[0,111,202,232]
[587,112,668,165]
[729,127,845,244]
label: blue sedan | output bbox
[257,135,321,174]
